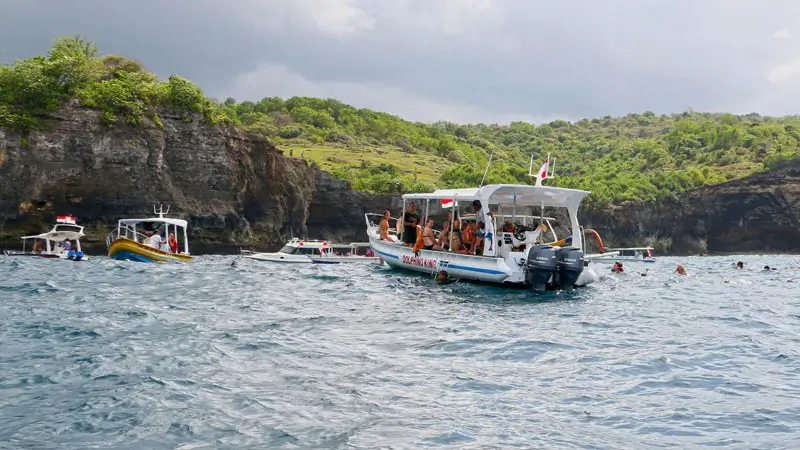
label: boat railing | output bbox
[364,213,400,236]
[106,225,177,255]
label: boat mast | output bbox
[479,151,494,187]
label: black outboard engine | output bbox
[555,247,584,290]
[525,245,558,292]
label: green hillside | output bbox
[3,36,800,207]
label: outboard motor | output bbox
[525,245,558,292]
[556,247,584,290]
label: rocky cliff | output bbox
[0,102,395,254]
[582,160,800,255]
[2,103,798,256]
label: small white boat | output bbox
[242,238,380,264]
[3,215,88,261]
[366,155,599,292]
[586,246,656,264]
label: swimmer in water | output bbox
[674,264,687,275]
[231,260,238,268]
[736,261,744,269]
[611,262,624,273]
[436,270,457,285]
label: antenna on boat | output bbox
[153,204,170,218]
[479,151,494,187]
[529,153,555,187]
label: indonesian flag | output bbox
[56,215,76,224]
[441,199,455,209]
[538,159,549,180]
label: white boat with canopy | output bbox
[3,215,88,260]
[242,238,380,264]
[366,156,599,291]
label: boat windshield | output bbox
[279,245,319,255]
[54,224,83,234]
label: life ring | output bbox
[583,229,605,253]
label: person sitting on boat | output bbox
[365,248,374,257]
[449,228,465,253]
[402,202,419,247]
[380,210,396,242]
[612,261,624,273]
[149,230,163,250]
[62,239,71,252]
[32,240,42,254]
[422,219,437,250]
[168,233,179,253]
[439,221,451,251]
[462,222,474,253]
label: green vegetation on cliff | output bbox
[3,36,800,206]
[0,35,227,130]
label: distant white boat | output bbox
[3,215,88,261]
[242,238,380,264]
[586,247,656,264]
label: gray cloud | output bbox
[1,0,799,123]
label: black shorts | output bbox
[423,245,434,250]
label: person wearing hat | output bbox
[402,201,419,247]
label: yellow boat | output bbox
[105,205,194,263]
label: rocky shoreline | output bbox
[2,104,799,256]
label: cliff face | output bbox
[0,102,394,254]
[2,103,798,256]
[582,161,800,255]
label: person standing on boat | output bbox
[402,201,419,247]
[168,233,179,253]
[470,200,493,254]
[150,230,163,250]
[62,239,71,252]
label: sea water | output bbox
[1,255,799,449]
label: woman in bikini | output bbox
[380,210,392,241]
[421,219,436,250]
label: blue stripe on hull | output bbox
[110,250,158,263]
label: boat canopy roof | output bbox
[118,218,188,228]
[21,224,85,240]
[402,184,591,209]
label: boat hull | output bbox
[370,237,597,288]
[309,256,381,264]
[589,257,656,264]
[108,238,193,263]
[3,250,60,258]
[370,238,515,284]
[3,250,88,260]
[243,252,313,263]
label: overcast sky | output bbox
[1,0,799,123]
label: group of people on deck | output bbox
[379,200,493,255]
[142,230,179,253]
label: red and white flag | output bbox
[441,199,455,209]
[56,215,76,224]
[538,159,549,180]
